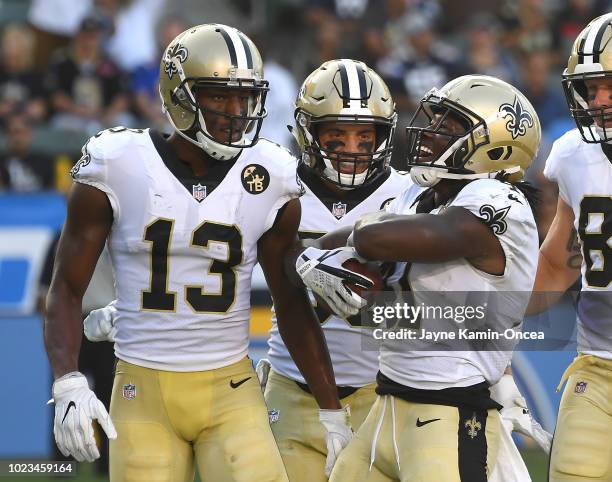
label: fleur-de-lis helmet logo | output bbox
[499,96,534,140]
[164,43,188,80]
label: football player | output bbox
[261,59,412,481]
[44,24,349,482]
[294,75,543,480]
[529,13,612,482]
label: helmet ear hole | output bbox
[171,86,193,111]
[487,147,504,160]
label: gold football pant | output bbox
[264,370,377,482]
[329,395,500,482]
[109,357,288,482]
[549,355,612,481]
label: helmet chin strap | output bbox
[410,165,521,187]
[322,158,368,188]
[193,106,246,161]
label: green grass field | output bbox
[11,449,549,482]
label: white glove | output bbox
[296,247,372,319]
[490,373,553,454]
[48,372,117,462]
[319,406,353,477]
[84,301,117,342]
[255,358,271,391]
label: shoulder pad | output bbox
[88,126,147,160]
[550,128,583,159]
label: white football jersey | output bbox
[382,179,539,388]
[544,129,612,359]
[267,167,412,386]
[72,128,302,371]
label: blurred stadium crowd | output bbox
[1,0,611,236]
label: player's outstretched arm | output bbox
[313,226,354,249]
[526,197,581,315]
[352,207,503,269]
[300,211,393,251]
[45,183,117,462]
[258,199,341,409]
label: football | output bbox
[341,259,384,302]
[312,259,383,316]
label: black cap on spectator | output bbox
[79,15,105,33]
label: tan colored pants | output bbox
[109,357,288,482]
[330,395,500,482]
[264,369,377,482]
[549,355,612,481]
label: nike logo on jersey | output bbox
[230,377,251,389]
[62,401,76,423]
[416,417,440,427]
[508,193,522,204]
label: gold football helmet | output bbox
[293,59,396,188]
[406,75,541,187]
[562,13,612,143]
[159,24,268,160]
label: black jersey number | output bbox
[578,196,612,288]
[142,218,243,313]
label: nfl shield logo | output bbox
[122,383,136,400]
[268,409,280,424]
[574,381,587,393]
[332,202,347,220]
[192,183,207,202]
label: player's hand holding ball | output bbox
[296,246,382,318]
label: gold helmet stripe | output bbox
[217,25,249,69]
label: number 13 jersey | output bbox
[544,128,612,359]
[71,128,303,371]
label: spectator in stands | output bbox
[255,32,300,149]
[519,49,568,132]
[303,0,395,73]
[551,0,608,66]
[0,163,8,189]
[97,0,167,73]
[498,0,554,54]
[370,0,441,67]
[129,15,186,130]
[0,115,54,192]
[45,15,132,136]
[459,12,521,86]
[27,0,93,70]
[260,58,299,149]
[378,13,460,112]
[0,23,47,126]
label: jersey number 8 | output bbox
[578,196,612,288]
